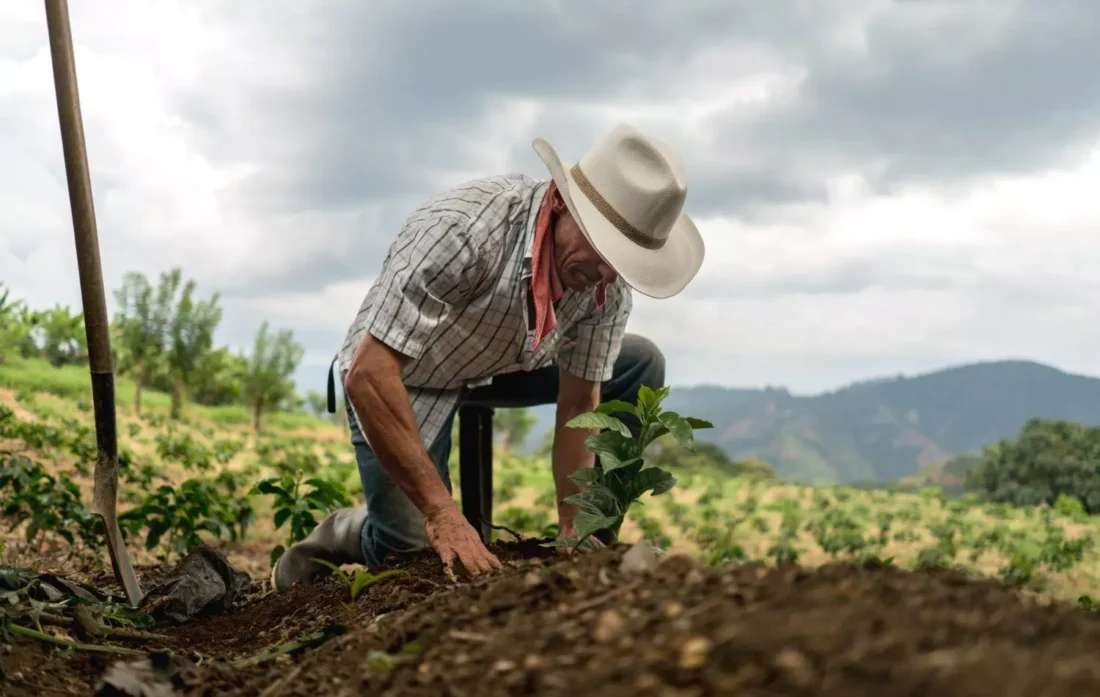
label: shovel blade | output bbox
[93,454,143,607]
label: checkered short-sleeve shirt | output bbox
[337,174,633,449]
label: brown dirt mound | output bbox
[5,541,1100,696]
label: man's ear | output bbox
[550,188,568,214]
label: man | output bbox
[272,123,705,590]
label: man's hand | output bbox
[424,504,503,580]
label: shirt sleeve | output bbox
[359,214,483,361]
[558,279,633,382]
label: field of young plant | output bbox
[5,361,1100,695]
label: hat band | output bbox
[570,164,666,250]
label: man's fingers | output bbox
[439,547,458,582]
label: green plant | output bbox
[310,559,406,601]
[0,455,105,552]
[253,470,353,566]
[119,476,247,555]
[552,386,712,550]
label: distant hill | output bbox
[518,360,1100,484]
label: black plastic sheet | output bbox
[138,546,251,624]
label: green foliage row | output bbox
[0,403,355,566]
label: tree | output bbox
[188,347,247,406]
[0,284,25,364]
[305,390,328,417]
[965,418,1100,513]
[112,271,172,413]
[165,274,222,419]
[493,408,536,454]
[240,321,304,432]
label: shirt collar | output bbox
[523,179,552,263]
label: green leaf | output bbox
[567,468,600,488]
[602,456,642,475]
[573,511,619,540]
[350,569,405,600]
[658,412,695,451]
[270,545,286,568]
[562,493,606,517]
[639,424,669,451]
[684,416,714,430]
[309,557,345,578]
[632,467,677,498]
[273,507,292,530]
[584,431,636,466]
[636,385,658,414]
[565,412,631,437]
[594,400,636,417]
[564,487,621,517]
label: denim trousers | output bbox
[345,333,666,566]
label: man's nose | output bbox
[597,263,617,284]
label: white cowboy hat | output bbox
[532,123,705,299]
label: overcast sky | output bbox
[3,0,1100,397]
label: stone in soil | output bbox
[4,540,1100,697]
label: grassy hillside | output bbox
[527,360,1100,484]
[2,357,1099,604]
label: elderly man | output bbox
[272,123,704,589]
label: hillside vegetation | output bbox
[524,360,1100,483]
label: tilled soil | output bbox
[5,541,1100,697]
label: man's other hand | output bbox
[424,505,503,580]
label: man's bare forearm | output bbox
[553,368,602,521]
[552,409,597,519]
[344,338,455,518]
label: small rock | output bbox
[95,658,174,697]
[620,539,660,574]
[635,673,661,690]
[493,659,516,673]
[523,654,545,669]
[417,663,431,675]
[663,601,685,619]
[679,637,713,670]
[773,648,814,687]
[619,636,635,650]
[523,572,545,591]
[684,568,705,586]
[594,609,626,643]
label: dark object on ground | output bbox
[138,546,251,624]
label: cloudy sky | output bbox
[3,0,1100,397]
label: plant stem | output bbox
[8,623,145,655]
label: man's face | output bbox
[551,196,618,291]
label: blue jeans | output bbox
[346,333,665,566]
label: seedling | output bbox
[309,559,406,601]
[252,469,352,567]
[553,385,712,550]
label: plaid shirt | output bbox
[337,174,633,449]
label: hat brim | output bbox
[532,137,704,300]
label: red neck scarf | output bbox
[530,182,607,351]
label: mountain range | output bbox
[519,360,1100,484]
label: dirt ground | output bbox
[5,539,1100,697]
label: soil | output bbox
[5,540,1100,697]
